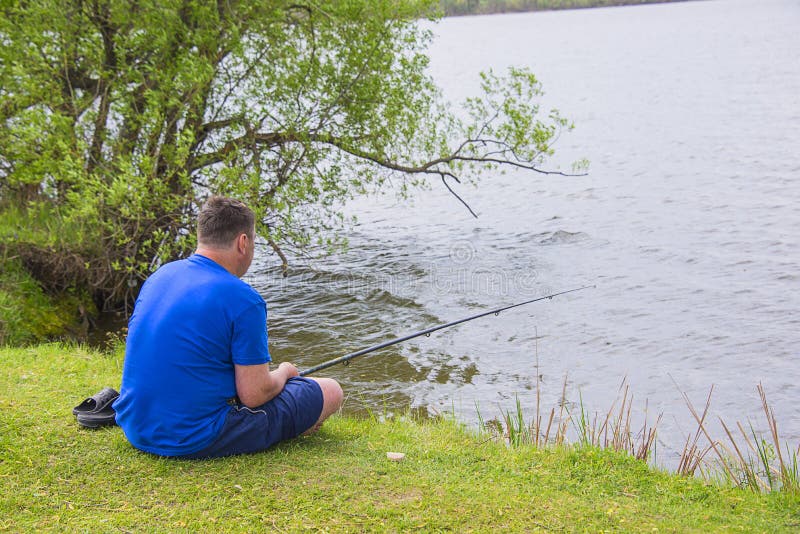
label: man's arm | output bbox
[234,362,299,407]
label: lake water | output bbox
[248,0,800,466]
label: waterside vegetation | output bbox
[483,375,800,496]
[0,207,96,345]
[1,345,798,531]
[0,0,581,336]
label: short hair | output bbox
[197,196,255,248]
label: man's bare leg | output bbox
[303,377,343,435]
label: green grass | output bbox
[1,345,799,532]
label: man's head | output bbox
[197,196,256,277]
[198,196,255,247]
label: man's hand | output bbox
[276,361,299,379]
[234,361,299,408]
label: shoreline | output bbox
[1,344,797,531]
[440,0,696,17]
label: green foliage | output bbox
[1,344,798,531]
[0,256,92,345]
[1,0,578,311]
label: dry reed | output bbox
[675,380,799,493]
[479,337,798,494]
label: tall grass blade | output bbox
[673,381,738,481]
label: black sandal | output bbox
[73,387,119,428]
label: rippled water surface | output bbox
[247,0,800,464]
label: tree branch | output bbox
[86,0,118,176]
[441,174,478,218]
[190,128,585,181]
[267,237,289,277]
[114,77,152,160]
[87,83,111,175]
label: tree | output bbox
[0,0,581,310]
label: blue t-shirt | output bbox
[114,254,271,456]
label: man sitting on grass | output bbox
[113,196,343,458]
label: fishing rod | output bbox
[299,285,594,376]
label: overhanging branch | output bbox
[189,128,584,216]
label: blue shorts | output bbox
[181,377,323,459]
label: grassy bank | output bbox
[0,257,91,346]
[1,345,798,531]
[0,205,96,345]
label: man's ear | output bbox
[236,233,248,254]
